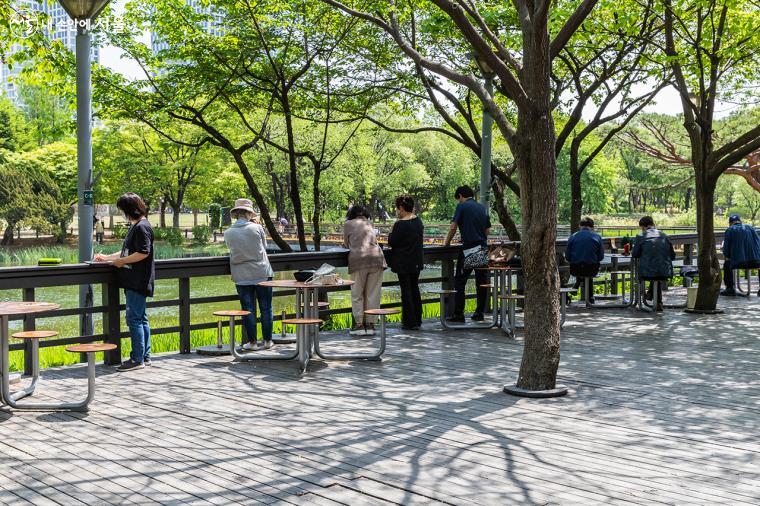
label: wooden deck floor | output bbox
[1,293,758,505]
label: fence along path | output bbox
[0,292,758,504]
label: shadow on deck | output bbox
[1,294,758,505]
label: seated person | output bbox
[565,217,605,303]
[721,214,760,296]
[631,216,675,311]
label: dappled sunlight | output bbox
[1,294,758,503]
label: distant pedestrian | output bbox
[343,205,386,336]
[565,217,605,303]
[388,195,424,330]
[224,198,275,351]
[94,193,154,371]
[720,214,760,296]
[95,218,105,245]
[443,185,491,322]
[631,216,675,311]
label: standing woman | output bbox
[224,198,275,350]
[343,205,386,336]
[388,195,424,330]
[94,193,154,371]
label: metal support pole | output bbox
[479,77,494,209]
[76,26,94,338]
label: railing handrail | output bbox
[0,231,719,373]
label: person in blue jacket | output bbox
[721,214,760,296]
[565,217,605,303]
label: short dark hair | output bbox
[347,204,371,221]
[580,217,595,228]
[639,216,655,228]
[454,185,474,199]
[395,195,415,213]
[116,192,148,220]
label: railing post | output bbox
[22,288,35,375]
[684,243,694,265]
[179,277,191,354]
[442,255,455,318]
[102,280,122,365]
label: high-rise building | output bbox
[1,0,100,104]
[151,0,224,55]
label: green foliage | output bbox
[154,227,184,246]
[208,204,223,230]
[112,224,129,240]
[191,225,211,246]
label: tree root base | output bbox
[503,384,568,398]
[684,308,725,314]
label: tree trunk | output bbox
[172,207,181,229]
[693,173,721,310]
[569,169,582,233]
[312,166,322,251]
[491,179,521,240]
[514,15,561,392]
[684,187,692,211]
[57,222,67,244]
[159,200,167,228]
[1,225,14,246]
[193,209,198,227]
[282,94,308,251]
[230,151,292,252]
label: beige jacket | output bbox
[342,217,386,274]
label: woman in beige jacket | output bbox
[343,205,386,336]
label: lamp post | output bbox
[471,54,496,210]
[58,0,111,337]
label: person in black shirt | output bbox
[388,195,424,330]
[95,193,155,371]
[443,185,491,322]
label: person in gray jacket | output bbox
[631,216,675,311]
[224,198,275,350]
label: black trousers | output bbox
[454,251,489,316]
[398,272,422,328]
[723,260,760,290]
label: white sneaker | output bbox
[364,324,375,336]
[242,341,260,351]
[349,325,365,336]
[262,340,273,350]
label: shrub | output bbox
[112,224,128,239]
[154,227,184,246]
[191,225,211,246]
[208,203,223,230]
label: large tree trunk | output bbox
[193,209,198,227]
[693,173,721,310]
[172,206,181,229]
[514,14,561,392]
[684,187,692,211]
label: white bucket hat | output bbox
[231,198,256,214]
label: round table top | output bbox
[0,301,60,317]
[608,253,632,258]
[476,265,521,271]
[258,279,354,289]
[66,343,118,354]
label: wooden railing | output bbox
[0,232,722,374]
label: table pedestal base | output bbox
[503,384,568,398]
[195,345,230,356]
